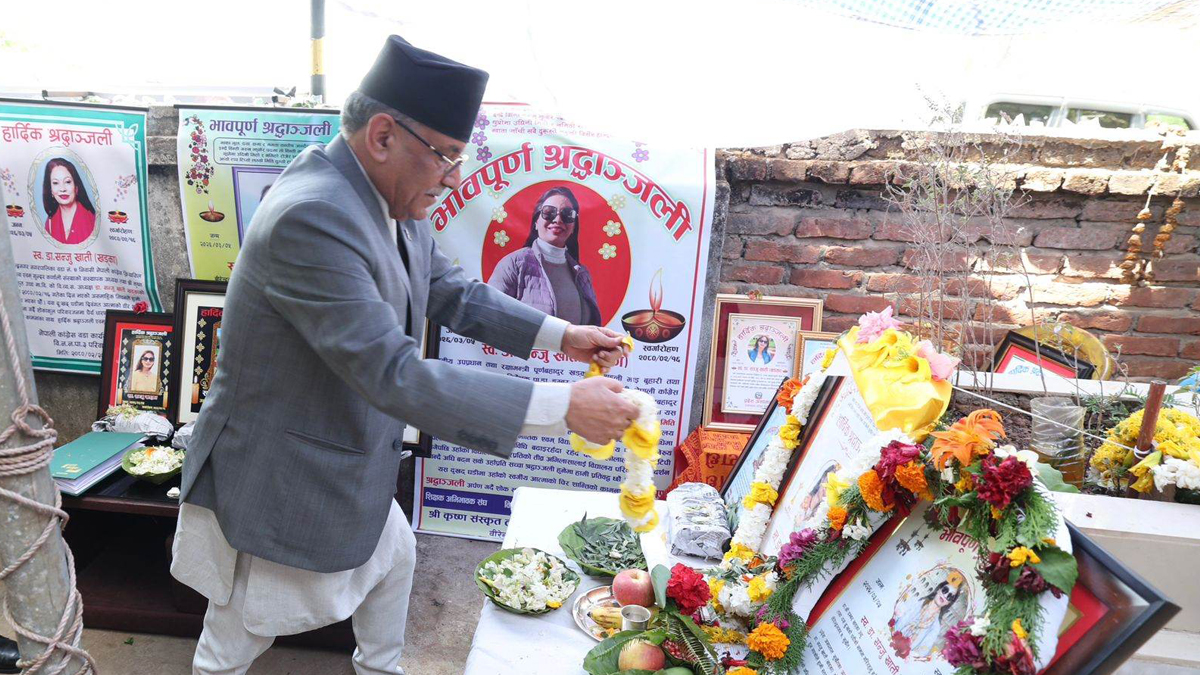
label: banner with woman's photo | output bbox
[414,104,714,540]
[0,100,160,374]
[175,107,340,281]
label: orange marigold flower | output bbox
[747,622,791,661]
[776,377,805,411]
[955,473,975,494]
[858,470,892,512]
[894,461,929,497]
[828,506,849,531]
[930,409,1006,469]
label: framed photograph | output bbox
[704,294,822,431]
[798,331,840,380]
[798,512,1178,675]
[171,279,228,426]
[993,330,1095,380]
[403,320,442,458]
[720,377,788,533]
[757,375,882,559]
[98,310,175,419]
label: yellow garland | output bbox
[619,484,655,519]
[821,348,838,370]
[748,574,774,603]
[567,335,638,459]
[1008,547,1041,568]
[724,543,757,563]
[1091,407,1200,492]
[743,482,779,509]
[622,420,661,461]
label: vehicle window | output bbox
[1146,113,1193,130]
[984,102,1054,126]
[1066,108,1132,129]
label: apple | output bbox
[612,569,655,607]
[618,639,666,671]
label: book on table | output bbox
[51,431,146,496]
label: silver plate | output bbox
[571,584,620,641]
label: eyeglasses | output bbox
[141,355,155,361]
[537,205,578,224]
[391,116,465,178]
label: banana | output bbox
[589,606,624,630]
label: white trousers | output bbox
[191,547,416,675]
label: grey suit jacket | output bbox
[180,135,548,573]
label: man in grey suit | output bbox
[171,35,638,675]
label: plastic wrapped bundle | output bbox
[92,405,174,441]
[666,482,731,560]
[172,421,196,450]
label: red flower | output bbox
[876,440,922,482]
[978,551,1011,585]
[976,456,1033,511]
[132,301,149,314]
[993,635,1036,675]
[943,621,986,669]
[889,630,912,659]
[666,563,711,615]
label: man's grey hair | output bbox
[340,91,416,137]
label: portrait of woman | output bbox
[747,335,775,364]
[126,346,161,395]
[889,569,970,661]
[41,157,98,246]
[796,461,840,527]
[487,186,602,326]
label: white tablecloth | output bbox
[463,487,707,675]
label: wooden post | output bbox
[1131,381,1171,501]
[0,184,87,673]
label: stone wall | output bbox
[716,130,1200,380]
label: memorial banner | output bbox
[0,100,160,374]
[176,107,340,280]
[415,104,714,540]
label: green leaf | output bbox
[1036,461,1081,494]
[652,564,672,609]
[1034,546,1079,595]
[558,515,647,577]
[582,630,643,675]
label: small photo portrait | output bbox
[125,342,162,395]
[232,166,283,242]
[30,151,101,249]
[795,460,840,528]
[888,565,974,662]
[746,334,776,364]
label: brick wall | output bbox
[714,130,1200,380]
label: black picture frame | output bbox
[98,310,175,420]
[170,278,229,427]
[404,320,442,458]
[1042,522,1180,675]
[993,330,1096,380]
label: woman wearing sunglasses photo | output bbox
[488,186,602,326]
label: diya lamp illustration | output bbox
[199,199,225,222]
[107,210,128,224]
[5,204,23,218]
[621,269,686,343]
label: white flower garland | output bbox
[617,389,662,532]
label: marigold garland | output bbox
[857,469,892,513]
[827,506,848,531]
[747,622,790,661]
[894,461,930,499]
[1090,407,1200,493]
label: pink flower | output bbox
[856,306,901,343]
[916,340,959,381]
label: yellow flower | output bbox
[748,574,774,603]
[725,543,756,563]
[623,420,661,461]
[779,419,802,448]
[703,625,747,645]
[821,348,838,369]
[708,579,726,612]
[743,482,779,509]
[747,622,790,661]
[825,473,852,506]
[728,668,758,675]
[1009,546,1041,568]
[568,434,615,460]
[1129,450,1162,493]
[619,484,655,519]
[1012,618,1028,641]
[954,473,975,493]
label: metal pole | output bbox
[0,183,87,673]
[311,0,326,100]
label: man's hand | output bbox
[562,325,627,373]
[566,377,639,445]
